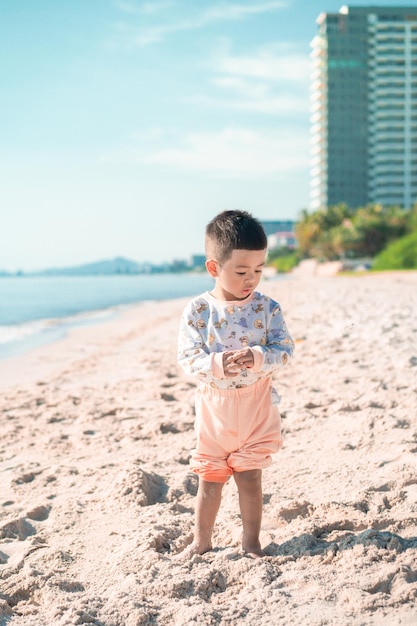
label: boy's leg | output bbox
[233,469,264,557]
[176,478,224,558]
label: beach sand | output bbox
[1,272,417,626]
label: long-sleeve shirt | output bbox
[178,290,294,389]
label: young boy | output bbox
[177,210,294,558]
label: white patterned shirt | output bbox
[178,290,294,389]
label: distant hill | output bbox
[37,257,142,276]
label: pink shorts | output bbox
[190,377,281,483]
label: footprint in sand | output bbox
[160,392,177,402]
[160,422,180,434]
[277,500,314,522]
[0,518,36,541]
[118,466,169,506]
[26,505,50,522]
[160,421,194,435]
[0,505,50,543]
[0,506,50,577]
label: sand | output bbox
[1,272,417,626]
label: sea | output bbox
[0,273,216,361]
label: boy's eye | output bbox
[236,272,246,275]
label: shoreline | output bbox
[0,272,217,363]
[1,272,417,625]
[0,297,190,391]
[0,306,121,363]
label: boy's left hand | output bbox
[231,348,254,369]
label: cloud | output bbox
[210,76,271,99]
[184,91,308,116]
[140,1,175,14]
[184,44,310,120]
[115,1,174,15]
[234,95,308,114]
[214,45,310,83]
[139,127,309,179]
[210,40,311,84]
[199,1,287,23]
[122,1,287,47]
[198,42,310,116]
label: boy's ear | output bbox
[206,259,218,277]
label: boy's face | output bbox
[206,248,267,301]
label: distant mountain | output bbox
[37,256,143,276]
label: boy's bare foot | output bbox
[244,549,265,559]
[242,543,265,559]
[173,542,212,561]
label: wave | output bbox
[0,307,119,358]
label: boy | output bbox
[177,210,294,558]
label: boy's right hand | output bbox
[222,349,255,377]
[222,351,241,377]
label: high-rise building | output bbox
[310,5,417,211]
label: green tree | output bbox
[295,203,410,261]
[295,204,352,259]
[348,204,409,257]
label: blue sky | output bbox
[0,0,411,271]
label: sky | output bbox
[0,0,412,271]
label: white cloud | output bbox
[183,91,308,116]
[140,1,175,14]
[210,76,270,99]
[212,42,310,83]
[201,1,287,22]
[236,95,308,114]
[114,1,139,14]
[140,127,309,179]
[124,1,287,47]
[114,1,174,15]
[134,30,164,46]
[201,41,310,116]
[219,52,309,82]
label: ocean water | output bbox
[0,273,215,360]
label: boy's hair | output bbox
[205,210,267,263]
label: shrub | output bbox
[372,230,417,270]
[268,252,300,273]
